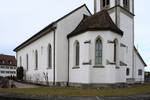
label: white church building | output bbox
[14,0,146,86]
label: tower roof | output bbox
[67,10,123,38]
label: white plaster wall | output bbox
[16,31,54,83]
[88,31,125,83]
[134,51,145,82]
[120,12,134,80]
[55,6,91,82]
[16,6,91,84]
[69,31,126,84]
[69,33,91,83]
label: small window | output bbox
[1,71,5,73]
[8,61,12,64]
[102,0,110,8]
[123,0,129,10]
[138,69,142,75]
[126,68,129,76]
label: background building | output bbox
[0,54,17,77]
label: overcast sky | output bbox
[0,0,149,70]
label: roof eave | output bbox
[67,28,123,39]
[134,46,147,67]
[14,4,92,52]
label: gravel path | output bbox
[14,81,42,88]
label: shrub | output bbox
[17,66,24,80]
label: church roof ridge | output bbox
[14,4,91,52]
[67,10,123,38]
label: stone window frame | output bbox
[73,40,80,69]
[95,36,103,66]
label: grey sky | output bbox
[0,0,149,70]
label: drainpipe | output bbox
[52,26,56,86]
[67,38,70,86]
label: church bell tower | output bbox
[94,0,134,13]
[94,0,135,82]
[94,0,134,25]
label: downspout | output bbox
[132,0,135,81]
[67,38,70,86]
[52,26,56,86]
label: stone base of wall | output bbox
[23,80,144,88]
[68,82,128,88]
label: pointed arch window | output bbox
[48,44,52,68]
[95,38,102,65]
[75,41,80,66]
[35,50,38,70]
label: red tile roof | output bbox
[0,54,17,66]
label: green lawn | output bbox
[0,84,150,96]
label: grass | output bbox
[0,84,150,96]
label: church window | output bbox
[102,0,110,8]
[26,54,28,70]
[48,44,52,68]
[35,50,38,70]
[123,0,130,10]
[138,69,142,75]
[75,41,80,66]
[95,38,102,65]
[126,68,129,76]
